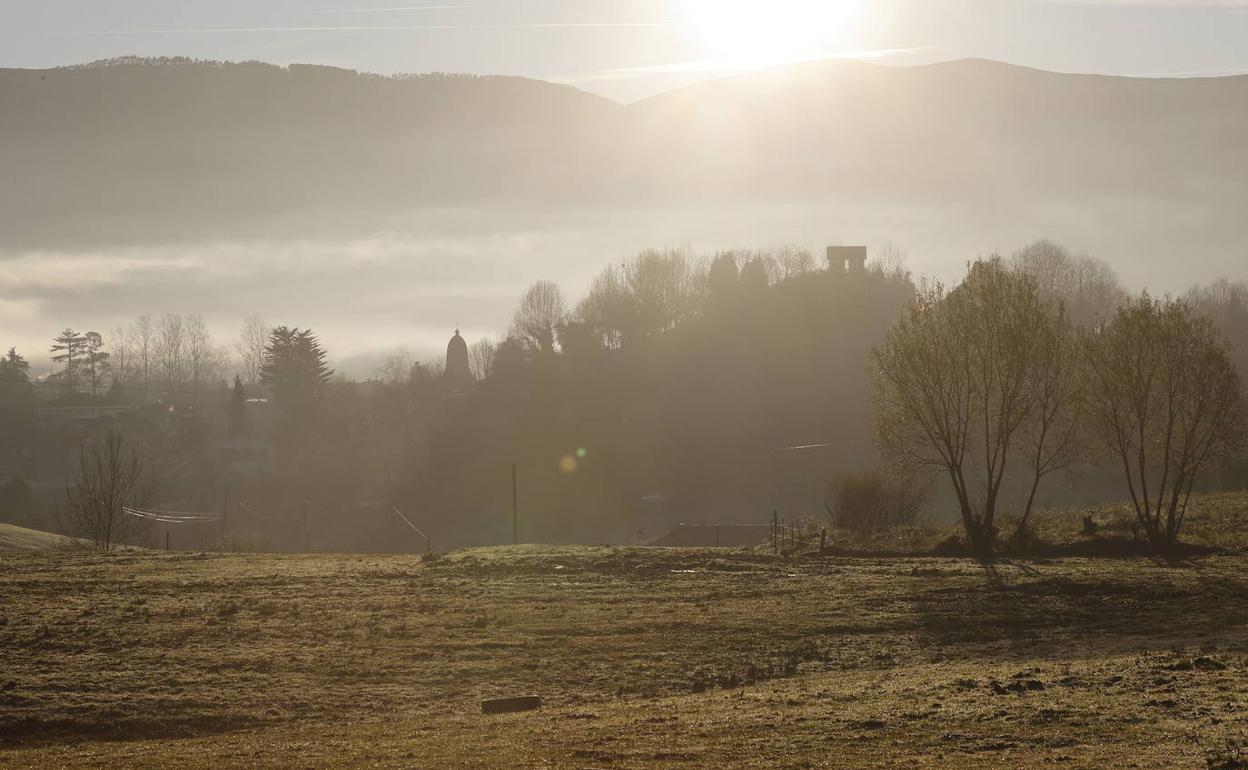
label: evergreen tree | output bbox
[229,375,248,436]
[0,347,31,391]
[260,326,333,410]
[0,347,35,465]
[738,257,770,297]
[50,329,88,395]
[707,252,740,313]
[83,331,110,398]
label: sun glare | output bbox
[682,0,865,70]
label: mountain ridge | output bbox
[1,55,1245,265]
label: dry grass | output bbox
[2,536,1248,768]
[0,522,88,552]
[821,491,1248,555]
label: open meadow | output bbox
[3,499,1248,768]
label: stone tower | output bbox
[443,329,473,395]
[827,246,867,274]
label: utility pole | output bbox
[772,510,778,554]
[512,462,518,546]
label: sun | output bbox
[682,0,865,70]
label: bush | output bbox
[0,478,32,525]
[825,470,926,533]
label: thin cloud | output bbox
[1042,0,1248,5]
[567,47,938,82]
[86,22,687,35]
[312,5,467,12]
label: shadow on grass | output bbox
[0,714,269,748]
[910,558,1248,658]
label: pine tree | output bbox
[50,329,88,395]
[83,332,110,398]
[260,326,333,410]
[229,375,248,436]
[0,347,31,390]
[0,347,34,458]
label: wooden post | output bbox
[165,530,170,551]
[303,499,312,553]
[512,463,518,546]
[221,489,229,550]
[771,510,778,554]
[715,525,720,548]
[820,528,827,554]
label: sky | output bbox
[2,0,1248,102]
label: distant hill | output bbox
[0,59,623,246]
[630,57,1248,205]
[1,56,1246,262]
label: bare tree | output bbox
[509,280,567,355]
[468,338,497,381]
[775,245,815,281]
[64,429,154,551]
[182,314,228,386]
[1186,278,1248,385]
[155,313,186,390]
[626,248,699,336]
[575,264,635,351]
[132,314,154,392]
[1011,239,1127,327]
[869,243,910,281]
[1013,304,1087,543]
[83,331,110,398]
[109,324,134,387]
[375,347,415,386]
[1082,294,1247,553]
[109,315,157,394]
[873,258,1057,557]
[235,315,270,385]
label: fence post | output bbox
[303,499,312,553]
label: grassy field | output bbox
[3,500,1248,768]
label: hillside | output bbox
[0,59,622,246]
[2,57,1246,261]
[0,522,84,551]
[630,58,1248,205]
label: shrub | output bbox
[825,470,926,533]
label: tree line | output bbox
[875,252,1246,558]
[1,238,1246,553]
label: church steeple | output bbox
[443,328,473,394]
